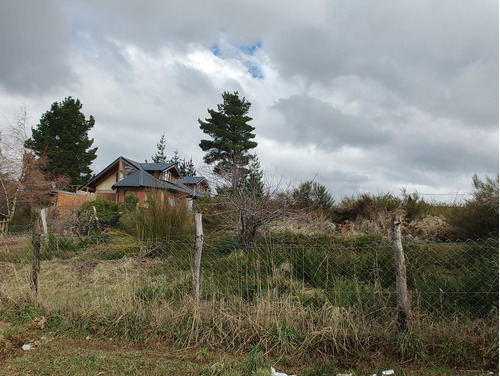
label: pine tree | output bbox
[25,97,97,187]
[151,133,167,163]
[168,150,197,177]
[199,91,257,188]
[178,157,196,177]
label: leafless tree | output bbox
[0,106,67,234]
[199,167,297,247]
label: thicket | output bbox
[445,174,499,240]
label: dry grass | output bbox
[0,236,497,371]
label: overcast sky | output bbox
[0,0,498,201]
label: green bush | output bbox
[79,198,121,231]
[333,192,402,222]
[120,191,139,212]
[445,175,499,240]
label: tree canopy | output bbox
[199,91,257,188]
[25,97,97,187]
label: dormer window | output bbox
[160,171,171,181]
[160,170,176,183]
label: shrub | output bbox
[125,189,194,241]
[445,175,499,240]
[120,191,139,212]
[78,198,121,232]
[333,192,401,222]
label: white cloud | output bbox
[0,0,497,200]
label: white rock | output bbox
[22,344,31,351]
[382,370,395,375]
[271,366,296,376]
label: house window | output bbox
[160,170,176,183]
[160,171,171,181]
[119,161,136,181]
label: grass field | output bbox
[0,234,498,374]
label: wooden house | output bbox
[79,156,208,206]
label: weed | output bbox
[197,347,210,361]
[242,346,266,375]
[397,331,426,362]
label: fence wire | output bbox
[1,231,497,320]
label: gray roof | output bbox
[140,162,175,171]
[112,170,188,193]
[179,176,205,185]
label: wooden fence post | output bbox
[40,208,48,244]
[191,213,203,305]
[391,214,410,332]
[31,218,42,302]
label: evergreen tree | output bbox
[199,91,257,188]
[168,150,197,177]
[292,181,335,211]
[178,157,197,177]
[151,133,167,163]
[25,97,97,187]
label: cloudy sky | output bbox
[0,0,498,200]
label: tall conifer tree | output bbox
[198,91,257,188]
[25,97,97,187]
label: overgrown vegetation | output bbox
[445,174,499,240]
[0,233,497,371]
[118,189,194,242]
[1,170,498,373]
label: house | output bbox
[179,176,210,196]
[78,156,208,206]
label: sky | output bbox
[0,0,498,201]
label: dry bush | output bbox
[267,211,335,236]
[405,215,453,241]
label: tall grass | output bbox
[119,189,195,242]
[0,233,497,369]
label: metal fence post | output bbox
[391,214,410,332]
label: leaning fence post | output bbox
[31,218,42,302]
[391,214,410,332]
[191,213,204,305]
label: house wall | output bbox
[117,188,188,208]
[117,188,145,206]
[97,192,117,201]
[95,172,117,193]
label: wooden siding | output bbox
[96,172,117,193]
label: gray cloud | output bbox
[0,0,496,198]
[271,95,392,149]
[0,1,74,94]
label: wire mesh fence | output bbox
[1,223,498,367]
[1,229,497,319]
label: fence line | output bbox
[0,230,497,319]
